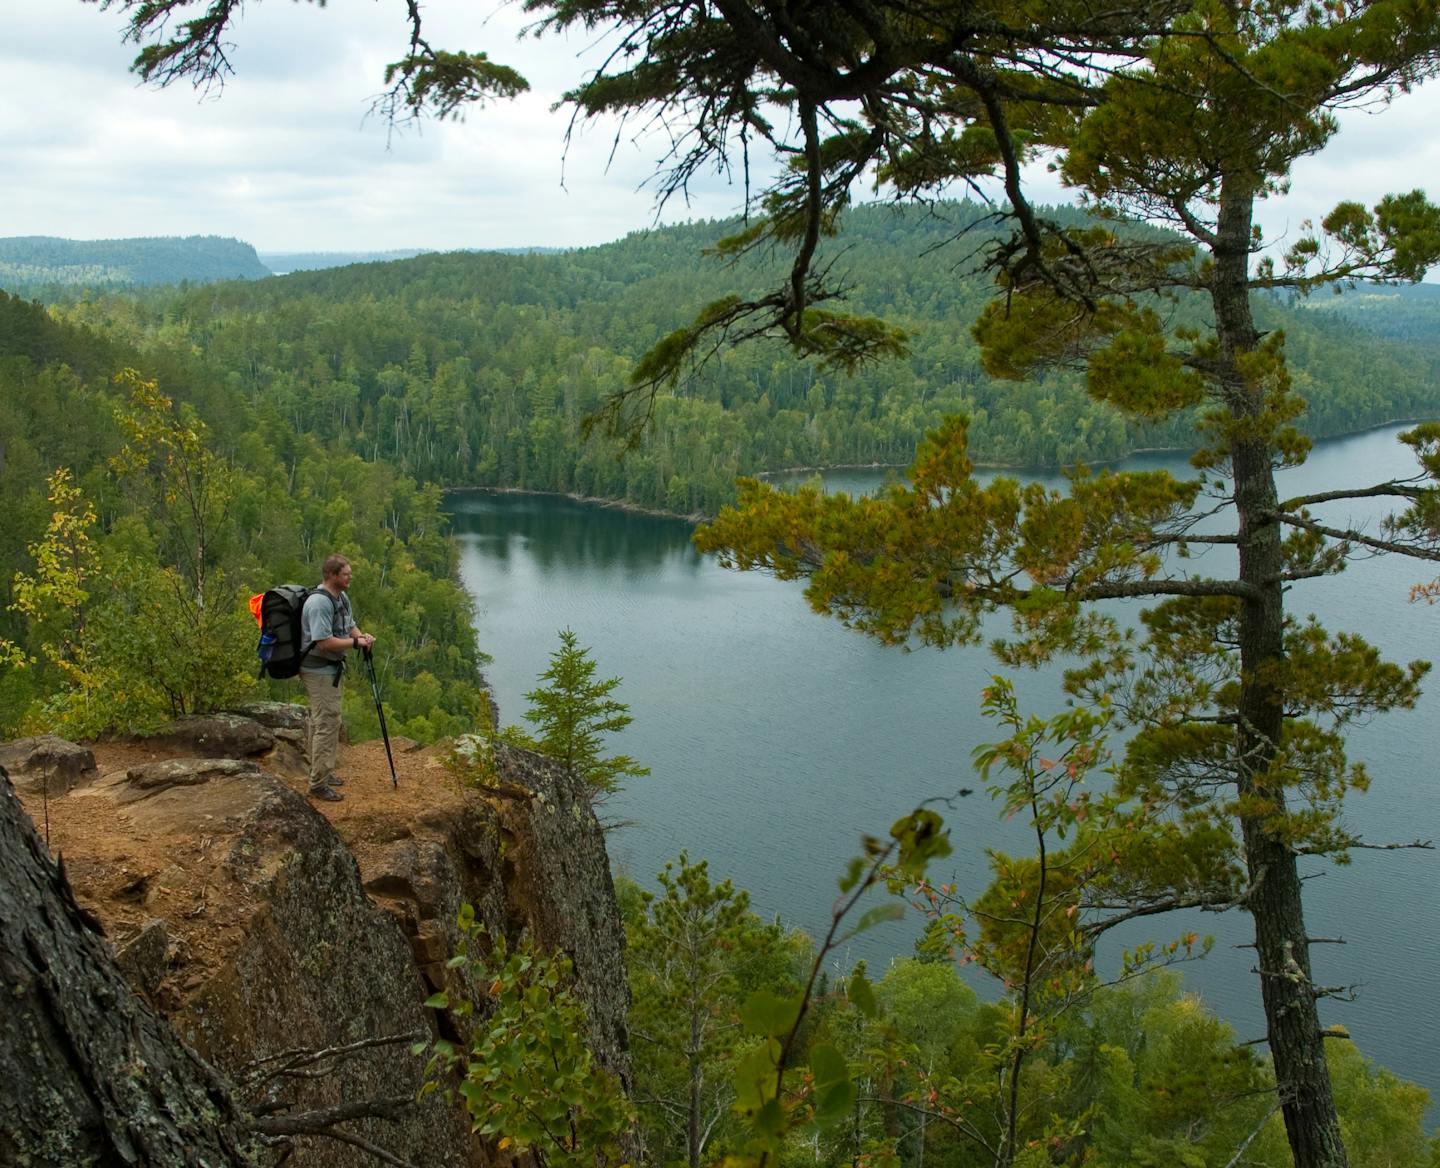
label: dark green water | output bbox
[447,424,1439,1106]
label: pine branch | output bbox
[1146,532,1243,546]
[265,1124,421,1168]
[1294,838,1432,855]
[1079,887,1251,937]
[1280,481,1426,509]
[251,1097,413,1133]
[1076,577,1260,601]
[1271,512,1440,561]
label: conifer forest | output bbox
[5,0,1440,1165]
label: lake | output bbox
[447,424,1440,1106]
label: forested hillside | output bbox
[0,290,488,742]
[11,0,1440,1157]
[0,234,271,291]
[1298,281,1440,357]
[49,202,1440,515]
[258,247,563,273]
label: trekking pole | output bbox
[363,646,399,789]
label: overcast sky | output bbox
[5,1,1440,256]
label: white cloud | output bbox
[1261,89,1440,247]
[4,3,1440,258]
[3,0,679,250]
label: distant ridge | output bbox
[260,249,433,275]
[139,200,1440,497]
[1296,280,1440,356]
[260,246,563,275]
[0,234,272,289]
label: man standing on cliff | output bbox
[300,554,375,802]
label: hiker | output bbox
[300,554,375,802]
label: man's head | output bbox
[322,554,353,591]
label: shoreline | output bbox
[443,483,706,524]
[441,416,1435,523]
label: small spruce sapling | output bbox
[521,629,649,796]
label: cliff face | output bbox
[5,711,632,1167]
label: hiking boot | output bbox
[309,785,344,802]
[326,775,346,786]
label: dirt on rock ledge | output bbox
[9,721,633,1167]
[16,735,471,992]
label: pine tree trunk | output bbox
[1214,180,1348,1168]
[688,1007,702,1168]
[0,767,253,1166]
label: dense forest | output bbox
[9,0,1440,1148]
[609,863,1436,1168]
[0,234,271,291]
[0,289,488,743]
[258,248,565,274]
[30,201,1440,516]
[7,201,1439,738]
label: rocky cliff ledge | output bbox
[2,707,632,1167]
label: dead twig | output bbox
[240,1030,426,1088]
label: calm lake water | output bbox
[447,424,1439,1106]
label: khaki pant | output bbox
[302,666,343,790]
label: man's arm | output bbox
[310,633,372,654]
[300,599,371,653]
[303,593,374,654]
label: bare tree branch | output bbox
[1272,513,1440,561]
[1222,1099,1283,1168]
[240,1031,426,1087]
[1280,482,1426,509]
[252,1096,414,1138]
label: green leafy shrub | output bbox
[421,905,632,1168]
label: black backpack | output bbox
[251,585,327,680]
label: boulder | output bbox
[9,733,634,1166]
[365,837,474,996]
[0,767,253,1164]
[359,789,509,1008]
[260,736,309,781]
[0,735,97,795]
[155,713,275,758]
[490,744,635,1097]
[120,758,262,802]
[222,702,309,734]
[364,839,454,921]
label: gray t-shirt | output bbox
[300,587,354,671]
